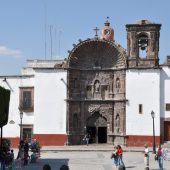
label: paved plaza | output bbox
[14,147,170,170]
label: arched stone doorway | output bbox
[86,111,107,143]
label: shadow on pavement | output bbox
[125,166,136,169]
[23,158,69,170]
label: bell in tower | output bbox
[126,20,161,68]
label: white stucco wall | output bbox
[161,66,170,118]
[126,69,160,136]
[0,68,67,138]
[0,76,34,137]
[33,69,67,134]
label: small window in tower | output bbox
[139,104,143,114]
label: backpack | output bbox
[157,148,162,157]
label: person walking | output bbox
[83,133,90,146]
[156,145,164,170]
[144,144,149,170]
[117,145,125,169]
[24,140,29,165]
[111,145,118,169]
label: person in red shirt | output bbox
[117,145,125,167]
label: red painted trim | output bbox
[7,134,66,148]
[126,135,160,147]
[33,134,66,146]
[5,137,20,148]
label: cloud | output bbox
[0,46,23,58]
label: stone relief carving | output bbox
[95,116,107,126]
[88,104,101,113]
[88,104,113,114]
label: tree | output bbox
[0,86,10,127]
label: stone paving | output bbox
[11,145,170,170]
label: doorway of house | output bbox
[22,126,33,142]
[164,121,170,141]
[98,127,107,143]
[86,126,107,144]
[86,111,107,144]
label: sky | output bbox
[0,0,170,75]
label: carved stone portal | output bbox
[67,39,126,145]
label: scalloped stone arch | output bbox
[68,39,126,69]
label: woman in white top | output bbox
[144,144,149,169]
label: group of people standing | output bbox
[17,138,40,166]
[144,144,168,170]
[111,143,168,170]
[17,140,30,165]
[111,145,125,169]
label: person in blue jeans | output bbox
[111,145,118,169]
[117,145,125,167]
[156,145,165,170]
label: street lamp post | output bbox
[20,112,23,142]
[151,110,156,154]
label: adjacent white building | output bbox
[0,60,67,147]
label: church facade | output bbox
[1,19,170,147]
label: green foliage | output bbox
[30,140,41,153]
[2,138,11,150]
[0,86,10,127]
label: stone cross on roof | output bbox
[93,27,100,38]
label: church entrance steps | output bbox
[41,144,146,152]
[163,141,170,147]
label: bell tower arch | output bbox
[126,20,161,68]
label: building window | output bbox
[19,87,34,112]
[22,125,33,143]
[166,103,170,111]
[139,104,143,114]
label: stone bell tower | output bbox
[126,20,161,68]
